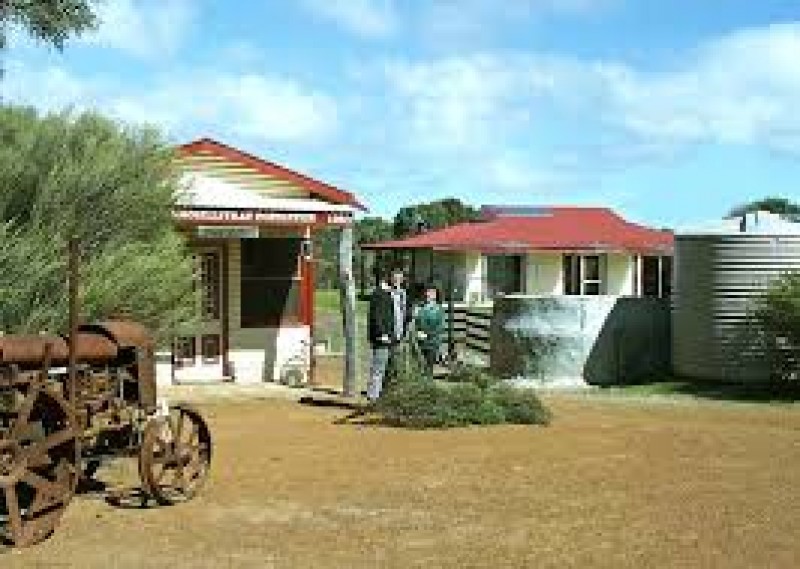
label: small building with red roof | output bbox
[363,205,674,302]
[160,138,364,386]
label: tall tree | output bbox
[393,198,479,238]
[0,0,97,53]
[0,104,199,342]
[727,197,800,221]
[314,216,393,290]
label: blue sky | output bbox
[3,0,800,228]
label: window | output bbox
[240,238,301,328]
[661,256,673,298]
[485,255,524,298]
[201,334,221,364]
[641,255,672,298]
[563,254,581,295]
[174,337,195,368]
[582,255,602,295]
[563,254,605,295]
[198,251,221,321]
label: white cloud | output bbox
[381,22,800,163]
[300,0,398,38]
[418,0,615,45]
[383,55,541,151]
[82,0,197,58]
[592,23,800,151]
[2,63,339,144]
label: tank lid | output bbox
[676,210,800,236]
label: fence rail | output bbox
[449,303,493,358]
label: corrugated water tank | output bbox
[672,211,800,382]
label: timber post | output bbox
[448,261,455,362]
[338,225,358,397]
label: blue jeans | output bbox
[368,346,390,401]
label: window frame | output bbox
[484,254,525,299]
[563,253,606,295]
[639,255,673,299]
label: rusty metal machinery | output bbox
[0,241,211,548]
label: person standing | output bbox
[366,272,395,401]
[390,269,411,342]
[413,283,446,379]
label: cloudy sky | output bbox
[3,0,800,227]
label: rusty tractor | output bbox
[0,242,211,548]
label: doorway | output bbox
[174,246,225,383]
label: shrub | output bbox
[754,271,800,381]
[488,386,552,425]
[447,362,497,389]
[369,343,550,429]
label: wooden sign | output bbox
[174,208,352,226]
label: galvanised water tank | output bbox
[672,211,800,382]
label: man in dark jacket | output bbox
[367,272,396,401]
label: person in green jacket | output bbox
[413,283,446,379]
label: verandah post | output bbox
[338,224,358,397]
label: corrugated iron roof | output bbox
[363,207,674,254]
[178,138,367,211]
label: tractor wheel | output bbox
[137,404,211,506]
[0,386,79,548]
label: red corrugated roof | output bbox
[178,138,367,210]
[362,207,673,254]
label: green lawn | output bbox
[314,289,368,315]
[313,288,369,357]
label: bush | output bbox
[369,343,551,429]
[754,271,800,381]
[447,362,497,389]
[488,385,552,425]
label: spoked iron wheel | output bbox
[0,386,79,548]
[138,404,211,506]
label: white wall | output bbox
[229,326,311,384]
[464,252,484,302]
[423,250,640,301]
[524,253,564,295]
[606,253,636,296]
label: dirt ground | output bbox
[4,390,799,569]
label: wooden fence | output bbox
[448,303,493,359]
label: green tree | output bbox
[393,198,479,238]
[0,104,199,343]
[0,0,97,52]
[727,197,800,221]
[313,216,393,290]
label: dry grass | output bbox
[4,392,799,568]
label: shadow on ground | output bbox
[599,377,800,403]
